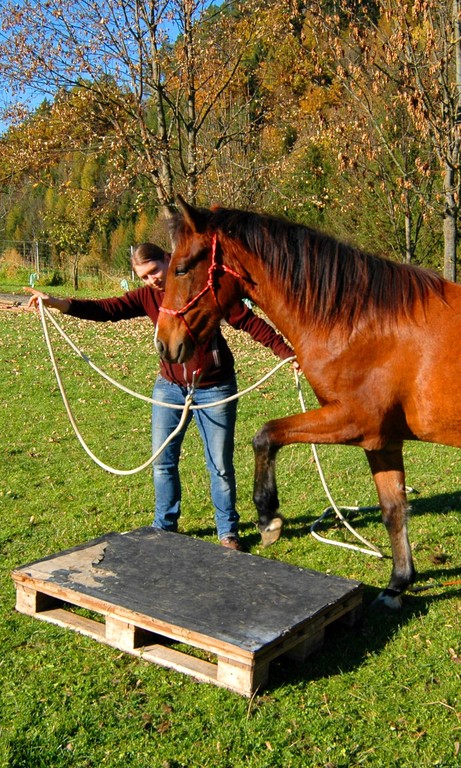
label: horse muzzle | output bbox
[155,332,193,364]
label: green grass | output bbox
[0,274,135,299]
[1,299,461,767]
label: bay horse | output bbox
[155,195,461,608]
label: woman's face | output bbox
[134,258,169,290]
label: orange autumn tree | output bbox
[309,0,461,279]
[0,0,274,219]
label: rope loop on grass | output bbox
[294,369,383,558]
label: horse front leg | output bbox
[366,442,416,609]
[252,406,361,546]
[252,430,283,546]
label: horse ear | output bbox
[176,194,207,234]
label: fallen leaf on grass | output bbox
[430,546,449,565]
[449,648,461,664]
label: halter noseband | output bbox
[158,233,241,345]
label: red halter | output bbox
[158,233,241,345]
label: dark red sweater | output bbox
[66,286,293,387]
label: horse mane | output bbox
[172,206,447,330]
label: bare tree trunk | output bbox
[148,2,175,213]
[73,257,79,291]
[404,213,412,263]
[443,159,457,281]
[449,0,461,282]
[183,0,198,204]
[403,186,412,263]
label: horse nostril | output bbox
[154,335,189,363]
[155,337,165,357]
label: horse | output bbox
[155,194,461,608]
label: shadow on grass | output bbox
[188,498,460,694]
[409,489,461,516]
[266,599,417,690]
[186,487,461,549]
[187,512,381,552]
[265,576,461,692]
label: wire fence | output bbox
[0,239,51,274]
[0,240,136,289]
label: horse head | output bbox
[155,196,243,363]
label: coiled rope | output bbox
[39,298,382,555]
[294,370,382,557]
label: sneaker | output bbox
[220,536,243,551]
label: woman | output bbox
[26,243,295,550]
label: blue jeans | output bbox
[151,374,239,540]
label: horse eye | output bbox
[175,265,188,277]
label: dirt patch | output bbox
[0,293,29,310]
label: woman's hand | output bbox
[24,287,71,314]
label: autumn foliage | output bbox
[0,0,459,279]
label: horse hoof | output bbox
[371,591,403,610]
[260,517,283,547]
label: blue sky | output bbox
[0,0,219,136]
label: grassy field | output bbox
[1,287,460,767]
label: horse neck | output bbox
[223,235,310,346]
[243,274,302,345]
[233,250,332,355]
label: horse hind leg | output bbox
[366,443,416,609]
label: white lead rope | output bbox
[38,299,295,474]
[39,299,382,555]
[294,370,383,558]
[41,302,295,409]
[39,298,194,475]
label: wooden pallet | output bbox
[12,528,363,696]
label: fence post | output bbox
[34,240,39,276]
